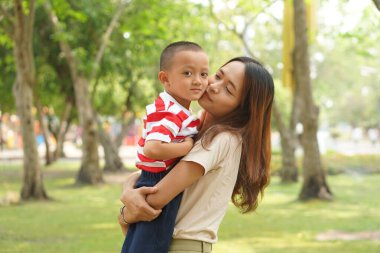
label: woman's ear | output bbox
[158,71,170,87]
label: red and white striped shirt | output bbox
[136,91,200,173]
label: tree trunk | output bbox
[45,0,128,184]
[74,77,103,184]
[54,99,72,159]
[293,0,332,200]
[272,100,298,182]
[35,96,54,165]
[373,0,380,11]
[98,120,125,172]
[12,0,48,200]
[45,3,102,184]
[208,4,300,184]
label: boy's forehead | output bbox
[168,50,208,66]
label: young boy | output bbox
[120,41,209,253]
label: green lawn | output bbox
[0,160,379,253]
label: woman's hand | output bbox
[120,186,162,223]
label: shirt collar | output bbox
[159,91,192,114]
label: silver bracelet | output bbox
[120,206,129,225]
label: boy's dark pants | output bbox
[121,170,183,253]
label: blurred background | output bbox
[0,0,379,252]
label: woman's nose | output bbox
[207,82,220,93]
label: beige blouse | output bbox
[173,132,242,243]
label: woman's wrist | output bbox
[120,206,130,225]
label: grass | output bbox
[0,159,380,253]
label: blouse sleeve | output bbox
[181,133,236,174]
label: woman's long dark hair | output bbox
[199,57,274,213]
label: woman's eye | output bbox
[225,87,232,94]
[215,74,221,80]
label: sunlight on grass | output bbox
[0,160,380,252]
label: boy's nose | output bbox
[192,75,202,86]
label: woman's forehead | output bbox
[220,61,245,87]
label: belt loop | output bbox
[202,241,205,252]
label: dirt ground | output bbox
[316,230,380,241]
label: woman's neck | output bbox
[201,112,217,130]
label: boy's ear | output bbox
[158,71,170,87]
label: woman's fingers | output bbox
[138,186,158,195]
[120,186,162,222]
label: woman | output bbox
[119,56,274,253]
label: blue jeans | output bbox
[121,170,183,253]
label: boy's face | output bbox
[159,50,209,109]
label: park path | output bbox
[0,142,137,166]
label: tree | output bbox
[33,5,75,161]
[293,0,332,200]
[208,0,299,183]
[92,0,222,171]
[373,0,380,11]
[45,0,129,183]
[2,0,48,200]
[312,1,380,129]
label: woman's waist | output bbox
[169,239,212,253]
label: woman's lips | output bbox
[203,92,213,102]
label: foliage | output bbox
[1,0,379,130]
[0,8,15,113]
[0,161,379,252]
[312,1,380,128]
[270,152,380,176]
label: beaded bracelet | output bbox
[120,206,129,225]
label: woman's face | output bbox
[198,61,245,118]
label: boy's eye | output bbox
[201,72,208,78]
[184,71,192,76]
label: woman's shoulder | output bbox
[212,131,242,145]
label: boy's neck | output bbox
[164,90,191,109]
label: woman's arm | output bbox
[145,160,205,209]
[120,162,204,213]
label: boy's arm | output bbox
[143,137,194,160]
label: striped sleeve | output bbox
[145,111,185,143]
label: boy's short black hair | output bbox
[160,41,203,71]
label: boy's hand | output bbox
[183,137,194,152]
[183,136,194,146]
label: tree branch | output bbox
[373,0,380,11]
[208,0,280,59]
[13,0,24,39]
[208,0,255,57]
[90,0,129,82]
[44,0,79,81]
[26,0,36,41]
